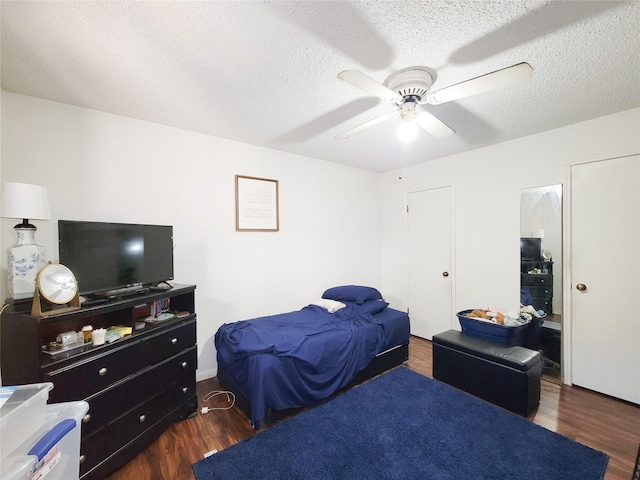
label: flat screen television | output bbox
[520,237,542,261]
[58,220,174,297]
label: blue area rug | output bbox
[193,367,608,480]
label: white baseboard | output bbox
[196,368,217,382]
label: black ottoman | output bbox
[432,330,541,416]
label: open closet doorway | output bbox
[520,184,562,379]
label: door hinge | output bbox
[406,205,409,213]
[407,307,410,314]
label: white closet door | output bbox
[570,155,639,404]
[407,186,453,340]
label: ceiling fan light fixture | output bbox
[384,67,436,104]
[336,62,531,140]
[398,120,418,142]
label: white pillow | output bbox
[312,298,347,313]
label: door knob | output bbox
[576,283,587,291]
[442,272,449,277]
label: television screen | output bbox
[520,237,542,261]
[58,220,174,296]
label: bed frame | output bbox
[218,342,409,429]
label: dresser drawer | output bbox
[83,373,158,437]
[80,428,108,477]
[45,341,141,402]
[524,286,552,300]
[153,346,197,389]
[82,346,197,436]
[106,379,196,453]
[521,274,552,287]
[170,376,197,411]
[141,320,196,366]
[107,390,173,453]
[533,298,552,312]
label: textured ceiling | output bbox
[1,1,639,172]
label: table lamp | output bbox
[1,182,51,299]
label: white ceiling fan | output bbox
[336,62,533,140]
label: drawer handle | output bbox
[171,338,178,344]
[82,414,91,424]
[139,414,147,423]
[181,361,188,368]
[79,455,86,464]
[182,387,188,394]
[98,367,107,376]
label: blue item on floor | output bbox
[457,310,529,346]
[192,367,608,480]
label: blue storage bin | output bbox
[457,310,528,346]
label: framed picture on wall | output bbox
[235,175,279,232]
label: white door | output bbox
[407,187,453,340]
[570,155,640,404]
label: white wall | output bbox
[0,92,383,380]
[3,92,639,383]
[380,108,640,326]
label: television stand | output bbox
[0,284,197,480]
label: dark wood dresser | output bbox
[520,260,553,314]
[0,284,198,479]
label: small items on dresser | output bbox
[82,325,93,343]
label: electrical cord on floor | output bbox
[200,390,236,414]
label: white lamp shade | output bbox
[398,121,418,142]
[1,182,51,221]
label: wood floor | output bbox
[105,335,640,480]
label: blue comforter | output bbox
[215,304,396,426]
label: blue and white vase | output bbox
[8,227,46,300]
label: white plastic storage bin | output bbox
[1,383,53,457]
[1,384,88,480]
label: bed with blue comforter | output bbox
[215,285,410,428]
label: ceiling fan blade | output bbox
[338,70,401,102]
[335,112,396,139]
[427,62,533,105]
[414,112,455,140]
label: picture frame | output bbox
[235,175,279,232]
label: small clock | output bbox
[32,264,81,316]
[542,249,552,261]
[37,263,78,304]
